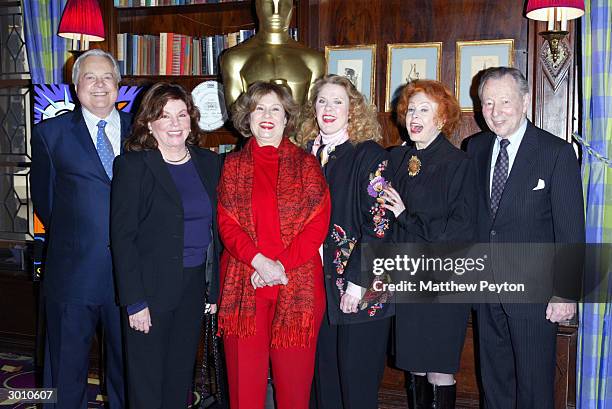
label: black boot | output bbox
[407,374,433,409]
[431,384,456,409]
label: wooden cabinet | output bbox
[98,0,307,147]
[108,1,306,80]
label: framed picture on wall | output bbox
[325,44,376,103]
[455,39,514,111]
[385,42,442,112]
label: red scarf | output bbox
[217,138,327,348]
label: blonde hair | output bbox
[296,75,381,147]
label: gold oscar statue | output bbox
[220,0,325,107]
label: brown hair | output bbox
[125,82,203,151]
[231,81,299,138]
[396,79,461,138]
[296,74,381,147]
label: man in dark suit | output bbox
[467,67,584,409]
[31,49,130,409]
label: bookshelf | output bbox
[104,0,308,147]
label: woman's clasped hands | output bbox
[250,253,289,289]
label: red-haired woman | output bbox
[382,80,476,409]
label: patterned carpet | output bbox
[0,352,474,408]
[0,352,212,408]
[0,352,44,408]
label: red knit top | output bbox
[218,140,330,300]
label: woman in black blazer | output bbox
[110,82,221,409]
[382,80,475,409]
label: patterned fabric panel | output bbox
[577,1,612,407]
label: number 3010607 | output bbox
[0,388,57,403]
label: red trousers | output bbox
[224,290,325,409]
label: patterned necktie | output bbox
[490,138,510,216]
[96,120,115,179]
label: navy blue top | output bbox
[126,158,212,316]
[167,159,212,267]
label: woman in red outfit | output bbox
[217,81,331,409]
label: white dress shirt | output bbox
[489,119,528,196]
[81,107,122,157]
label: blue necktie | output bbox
[96,120,114,179]
[490,138,510,216]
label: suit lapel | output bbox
[143,149,182,207]
[71,109,111,183]
[189,147,217,215]
[493,122,538,222]
[119,111,132,153]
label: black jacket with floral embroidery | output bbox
[309,140,395,325]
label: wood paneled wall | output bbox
[307,2,579,407]
[308,0,529,147]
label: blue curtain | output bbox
[577,0,612,407]
[23,0,69,84]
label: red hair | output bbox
[396,80,461,138]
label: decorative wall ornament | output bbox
[525,1,584,87]
[540,36,572,92]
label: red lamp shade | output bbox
[526,0,585,21]
[58,0,105,42]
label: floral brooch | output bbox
[408,155,421,177]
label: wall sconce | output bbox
[58,0,105,52]
[526,0,584,66]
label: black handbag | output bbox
[199,312,227,409]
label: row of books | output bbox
[206,144,236,154]
[115,0,243,8]
[116,30,256,76]
[116,28,298,76]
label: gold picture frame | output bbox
[325,44,377,104]
[385,42,442,112]
[455,39,515,112]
